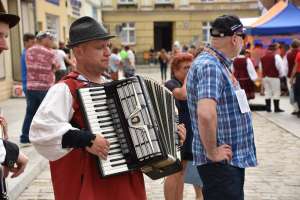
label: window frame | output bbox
[120,22,136,45]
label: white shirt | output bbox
[0,140,6,163]
[30,75,108,161]
[55,49,67,70]
[127,50,135,68]
[235,56,258,81]
[282,55,289,77]
[29,83,77,161]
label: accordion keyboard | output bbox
[79,86,129,176]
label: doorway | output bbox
[154,22,173,52]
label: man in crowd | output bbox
[0,1,28,182]
[286,39,300,115]
[186,15,257,200]
[20,31,57,146]
[260,43,285,112]
[29,16,146,200]
[20,33,35,95]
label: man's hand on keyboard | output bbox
[86,134,110,160]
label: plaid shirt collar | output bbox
[204,45,233,72]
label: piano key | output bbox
[80,87,104,93]
[88,117,112,123]
[81,94,107,101]
[103,166,129,176]
[90,127,114,133]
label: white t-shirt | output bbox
[55,49,67,70]
[127,50,135,68]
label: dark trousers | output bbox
[160,64,167,81]
[197,163,245,200]
[20,90,47,143]
[294,73,300,110]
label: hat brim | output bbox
[0,14,20,28]
[67,34,115,48]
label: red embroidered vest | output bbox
[49,71,146,200]
[233,57,251,81]
[261,52,279,78]
[286,49,299,78]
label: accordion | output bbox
[78,75,182,180]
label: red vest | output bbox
[49,71,146,200]
[233,57,251,81]
[261,52,279,78]
[286,49,299,77]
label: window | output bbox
[46,0,59,6]
[202,21,211,44]
[46,14,60,40]
[118,0,135,4]
[120,22,135,45]
[156,0,172,4]
[92,6,98,19]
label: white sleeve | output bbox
[259,61,262,72]
[275,54,285,77]
[282,56,289,77]
[0,140,6,163]
[246,58,258,81]
[29,83,78,161]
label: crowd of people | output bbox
[1,0,300,198]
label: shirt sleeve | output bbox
[165,79,181,92]
[196,62,223,102]
[29,83,78,161]
[246,58,258,81]
[275,54,284,77]
[282,56,289,77]
[296,52,300,65]
[0,140,6,163]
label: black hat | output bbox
[210,15,245,39]
[0,13,20,28]
[0,2,20,28]
[67,16,115,48]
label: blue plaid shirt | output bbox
[186,46,257,168]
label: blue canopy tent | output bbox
[247,2,300,36]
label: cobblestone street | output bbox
[16,113,300,200]
[13,67,300,200]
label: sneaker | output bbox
[20,142,32,148]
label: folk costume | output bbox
[233,55,257,100]
[29,16,146,200]
[260,47,285,112]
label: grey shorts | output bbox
[184,161,203,187]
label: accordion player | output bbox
[78,75,182,180]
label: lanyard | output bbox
[202,47,238,86]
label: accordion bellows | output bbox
[78,75,182,179]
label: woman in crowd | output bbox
[158,49,170,82]
[164,53,203,200]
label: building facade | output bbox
[102,0,260,63]
[0,0,34,101]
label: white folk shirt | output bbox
[0,140,6,163]
[29,75,107,161]
[235,55,258,81]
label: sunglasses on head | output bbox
[235,32,246,39]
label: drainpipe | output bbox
[33,0,37,33]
